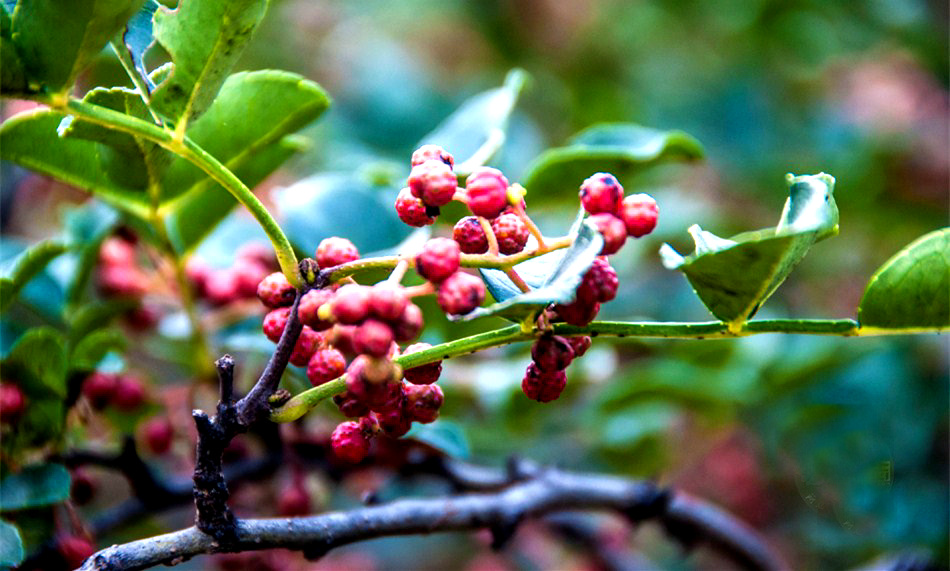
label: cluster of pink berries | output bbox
[186,242,277,306]
[96,234,164,329]
[579,172,659,254]
[256,237,447,463]
[80,372,175,454]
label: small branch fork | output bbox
[79,458,787,571]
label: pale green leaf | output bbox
[858,228,949,330]
[150,0,267,125]
[0,464,70,511]
[660,173,838,324]
[4,327,68,398]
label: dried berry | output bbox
[375,406,411,438]
[531,334,575,372]
[466,167,509,219]
[567,336,592,358]
[405,383,444,423]
[589,213,627,255]
[330,421,370,463]
[411,144,454,168]
[453,216,489,254]
[307,348,346,386]
[579,172,624,215]
[491,212,529,255]
[620,193,659,238]
[415,238,461,283]
[521,363,567,403]
[395,187,437,227]
[257,272,296,308]
[401,343,442,385]
[316,237,360,269]
[408,159,458,207]
[263,307,291,342]
[437,271,485,316]
[333,391,371,418]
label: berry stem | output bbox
[403,282,436,298]
[478,217,500,255]
[515,207,546,250]
[387,259,410,284]
[504,268,531,293]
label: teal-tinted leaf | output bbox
[0,110,151,218]
[165,135,305,253]
[465,217,604,321]
[418,68,528,175]
[0,464,70,511]
[276,174,411,256]
[150,0,267,125]
[71,328,127,371]
[121,0,158,90]
[519,123,703,198]
[0,239,67,313]
[10,0,143,91]
[407,420,470,460]
[660,173,838,324]
[5,327,68,398]
[858,228,949,330]
[0,520,23,567]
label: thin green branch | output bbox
[269,317,942,423]
[48,96,302,288]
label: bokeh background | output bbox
[2,0,947,569]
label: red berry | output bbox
[0,383,25,422]
[204,269,241,306]
[369,284,408,321]
[289,326,322,367]
[554,299,600,326]
[531,335,575,372]
[278,485,311,516]
[567,336,592,358]
[233,259,270,299]
[112,375,146,411]
[298,288,334,331]
[263,307,291,342]
[331,421,371,463]
[375,406,411,438]
[521,363,567,402]
[354,319,394,358]
[589,213,627,255]
[97,265,149,297]
[236,242,275,268]
[329,324,358,356]
[316,237,360,269]
[436,271,485,316]
[185,257,212,298]
[331,284,372,324]
[405,383,443,423]
[395,187,437,227]
[392,303,424,342]
[333,391,371,418]
[82,372,118,409]
[142,416,174,455]
[99,237,137,267]
[620,193,659,238]
[307,348,346,386]
[401,343,442,385]
[257,272,296,308]
[57,535,96,569]
[408,159,458,207]
[579,173,624,215]
[465,167,509,219]
[576,257,618,304]
[415,238,460,283]
[453,216,489,254]
[411,144,454,168]
[491,212,529,255]
[70,469,96,505]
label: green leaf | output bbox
[0,464,70,511]
[5,327,68,399]
[519,123,703,198]
[160,70,330,251]
[276,173,412,256]
[418,68,528,175]
[0,239,67,313]
[660,173,838,324]
[68,300,137,347]
[0,110,151,218]
[150,0,267,126]
[858,228,949,330]
[406,420,470,460]
[0,520,23,567]
[465,217,604,321]
[10,0,143,91]
[1,35,26,93]
[71,328,127,371]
